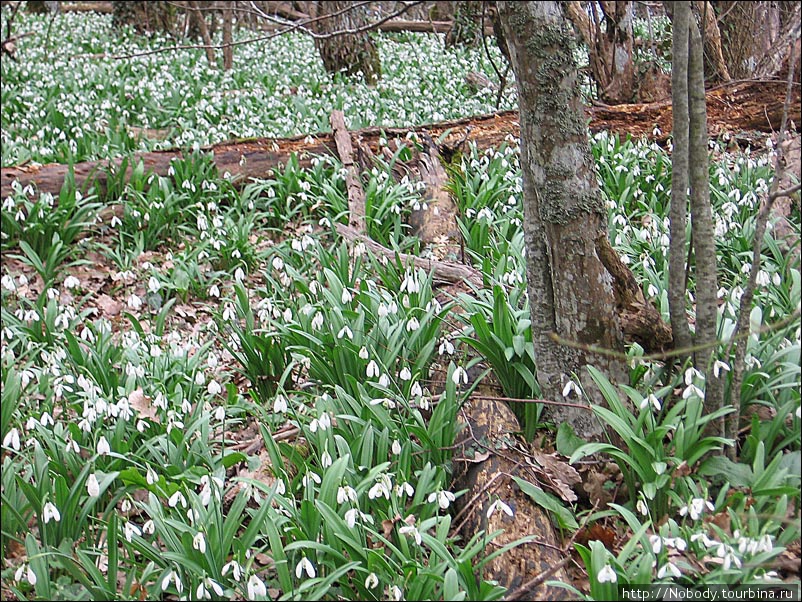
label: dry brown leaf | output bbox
[531,450,581,503]
[128,388,159,423]
[583,469,613,508]
[95,293,124,318]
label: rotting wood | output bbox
[3,80,797,199]
[408,134,462,260]
[335,223,482,288]
[329,110,366,230]
[452,396,574,600]
[398,134,574,597]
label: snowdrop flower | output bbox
[378,373,390,387]
[337,485,358,504]
[365,573,379,589]
[366,359,380,378]
[657,562,681,579]
[222,560,243,581]
[399,523,422,545]
[214,406,225,421]
[438,339,454,355]
[682,383,704,400]
[64,275,80,289]
[399,367,412,381]
[192,531,206,553]
[87,473,101,497]
[359,346,369,359]
[679,497,714,520]
[161,570,183,594]
[321,450,332,468]
[14,564,37,586]
[650,534,663,554]
[43,501,61,523]
[311,312,324,330]
[562,380,582,398]
[124,521,141,542]
[273,395,288,413]
[395,481,415,497]
[148,276,161,293]
[272,256,284,271]
[234,267,245,281]
[207,380,222,396]
[713,359,730,378]
[146,467,158,485]
[97,436,111,455]
[388,585,404,601]
[684,367,703,385]
[640,394,662,412]
[636,498,649,516]
[345,508,359,528]
[168,491,187,508]
[127,294,143,310]
[302,471,321,488]
[337,325,353,339]
[247,574,267,600]
[428,490,456,509]
[143,519,155,535]
[487,499,514,519]
[309,412,331,432]
[597,564,617,583]
[341,288,352,304]
[3,427,20,451]
[451,366,468,385]
[295,557,316,579]
[406,317,420,332]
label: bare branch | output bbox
[113,1,425,60]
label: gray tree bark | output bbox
[311,1,381,85]
[668,3,693,357]
[497,1,628,440]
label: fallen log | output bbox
[329,110,366,229]
[2,80,797,200]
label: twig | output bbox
[503,556,574,600]
[114,1,425,60]
[470,394,592,411]
[724,25,801,451]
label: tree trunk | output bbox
[445,1,482,48]
[668,2,693,357]
[565,1,636,104]
[713,1,798,80]
[222,0,233,71]
[497,2,628,440]
[188,1,215,65]
[111,1,175,34]
[688,6,724,433]
[311,1,381,85]
[26,1,60,14]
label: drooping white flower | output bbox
[295,557,316,579]
[124,521,141,542]
[86,473,101,497]
[487,499,514,518]
[247,574,267,600]
[597,564,617,583]
[399,523,422,545]
[428,490,456,509]
[192,531,206,553]
[657,561,681,579]
[273,395,288,413]
[97,436,111,456]
[365,572,379,589]
[3,427,20,451]
[451,366,468,385]
[43,501,61,523]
